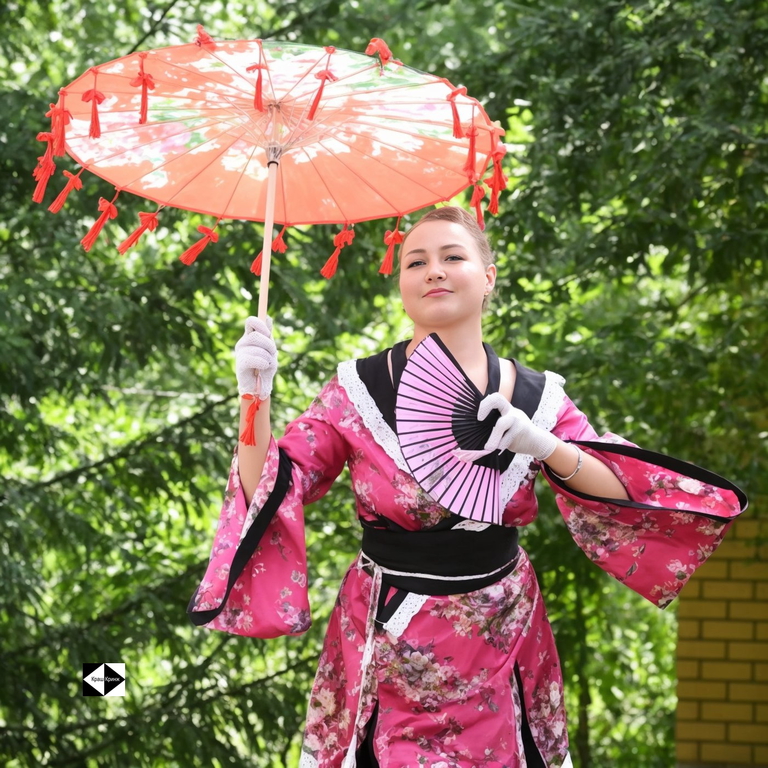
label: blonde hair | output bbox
[399,206,496,310]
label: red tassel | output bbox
[117,211,160,254]
[365,38,400,70]
[447,86,467,139]
[48,169,84,213]
[179,224,219,265]
[250,65,265,111]
[130,53,155,124]
[255,66,264,111]
[320,247,342,279]
[250,225,288,275]
[84,91,105,138]
[321,224,354,278]
[470,184,486,231]
[379,217,403,275]
[246,43,266,112]
[46,90,71,157]
[239,394,262,446]
[484,178,498,215]
[273,225,288,254]
[485,142,508,215]
[32,132,55,204]
[463,125,479,181]
[81,193,119,252]
[82,69,105,139]
[32,156,55,204]
[195,25,216,50]
[308,69,338,121]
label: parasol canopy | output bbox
[32,28,508,317]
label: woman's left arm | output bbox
[544,439,629,500]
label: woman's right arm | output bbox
[234,316,279,505]
[238,395,272,506]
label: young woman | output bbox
[189,207,745,768]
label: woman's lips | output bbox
[424,288,452,296]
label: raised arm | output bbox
[234,316,277,504]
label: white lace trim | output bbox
[299,752,318,768]
[337,359,410,474]
[499,370,566,506]
[382,593,429,638]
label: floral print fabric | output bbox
[191,365,743,767]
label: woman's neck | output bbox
[406,324,486,371]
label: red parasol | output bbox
[32,28,508,320]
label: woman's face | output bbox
[398,219,495,331]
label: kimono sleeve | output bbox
[187,376,349,637]
[541,394,748,607]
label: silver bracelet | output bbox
[552,444,583,482]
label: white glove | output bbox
[476,392,557,460]
[234,316,277,399]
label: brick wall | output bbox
[676,517,768,767]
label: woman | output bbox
[189,207,745,767]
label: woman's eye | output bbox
[446,254,464,261]
[406,260,425,268]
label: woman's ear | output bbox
[485,264,497,293]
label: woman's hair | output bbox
[398,206,496,309]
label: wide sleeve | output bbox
[187,375,349,637]
[540,394,748,607]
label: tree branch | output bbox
[127,0,185,55]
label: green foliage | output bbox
[1,0,765,766]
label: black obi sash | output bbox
[361,517,519,597]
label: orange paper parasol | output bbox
[32,28,508,319]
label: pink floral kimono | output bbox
[189,342,746,768]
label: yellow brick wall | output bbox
[676,517,768,767]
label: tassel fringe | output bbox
[32,132,55,204]
[239,394,262,446]
[463,125,478,181]
[246,43,266,112]
[179,224,219,265]
[250,225,288,275]
[117,211,160,254]
[365,38,399,70]
[195,25,216,50]
[48,169,84,213]
[81,194,119,252]
[379,217,403,275]
[83,69,105,139]
[321,223,354,278]
[308,68,338,121]
[470,184,486,231]
[448,86,467,139]
[130,52,155,124]
[47,89,71,157]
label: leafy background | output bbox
[1,0,765,765]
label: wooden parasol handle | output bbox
[258,148,281,321]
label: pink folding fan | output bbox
[395,334,503,525]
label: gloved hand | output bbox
[477,392,558,460]
[234,316,277,399]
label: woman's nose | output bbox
[426,261,445,281]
